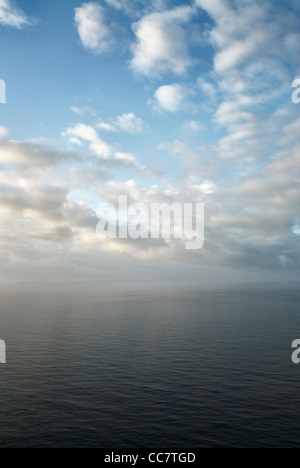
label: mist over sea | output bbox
[0,283,299,448]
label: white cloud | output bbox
[63,123,112,159]
[182,120,205,133]
[192,181,216,194]
[0,126,9,139]
[104,0,123,9]
[0,130,299,276]
[196,0,300,76]
[103,0,135,12]
[0,0,31,28]
[71,105,96,116]
[71,106,84,115]
[74,2,113,54]
[130,6,194,77]
[115,152,138,165]
[62,123,143,169]
[97,112,144,134]
[97,122,117,132]
[194,0,228,19]
[115,113,144,134]
[154,84,187,112]
[195,0,269,74]
[194,0,300,162]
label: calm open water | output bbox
[0,285,300,448]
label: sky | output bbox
[0,0,299,286]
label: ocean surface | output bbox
[0,284,300,448]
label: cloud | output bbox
[74,2,113,54]
[62,123,146,170]
[0,0,32,28]
[130,6,194,77]
[196,0,300,78]
[104,0,124,9]
[154,84,187,112]
[71,106,84,115]
[197,77,218,104]
[182,120,205,133]
[279,118,300,148]
[115,112,144,134]
[0,126,9,139]
[1,0,299,283]
[0,140,77,167]
[0,138,99,270]
[71,106,96,116]
[194,0,300,163]
[97,122,117,132]
[0,180,98,249]
[0,129,299,278]
[63,123,112,159]
[115,152,138,164]
[103,0,139,14]
[97,112,144,134]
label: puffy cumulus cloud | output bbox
[115,112,144,134]
[154,84,188,112]
[63,123,112,159]
[194,0,300,162]
[74,2,114,54]
[0,0,32,28]
[97,112,144,134]
[196,0,300,75]
[97,122,117,132]
[62,123,147,170]
[130,6,195,77]
[192,181,216,195]
[115,152,138,164]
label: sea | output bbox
[0,283,299,448]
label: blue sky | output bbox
[0,0,299,285]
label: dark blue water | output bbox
[0,285,300,448]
